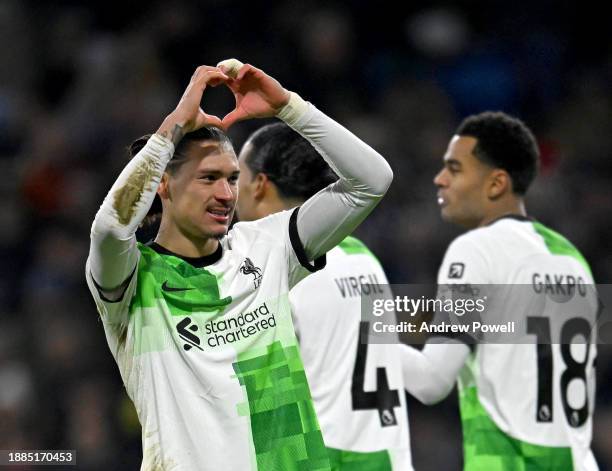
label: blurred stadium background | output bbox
[0,0,611,469]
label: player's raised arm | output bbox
[218,59,393,260]
[88,66,229,295]
[285,95,393,259]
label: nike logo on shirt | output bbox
[162,281,193,292]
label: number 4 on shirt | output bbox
[351,321,400,427]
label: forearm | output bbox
[89,134,174,289]
[400,341,469,405]
[278,93,393,258]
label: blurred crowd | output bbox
[0,0,611,469]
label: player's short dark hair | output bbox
[128,126,233,174]
[128,126,234,233]
[244,122,337,201]
[456,111,539,195]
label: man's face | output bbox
[434,135,494,229]
[236,142,259,222]
[163,140,239,240]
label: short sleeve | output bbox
[437,234,491,285]
[433,234,491,351]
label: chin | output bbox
[441,209,467,228]
[211,226,229,239]
[198,223,229,241]
[440,207,453,222]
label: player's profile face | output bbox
[236,142,259,222]
[434,135,493,228]
[163,140,239,239]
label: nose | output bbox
[433,168,447,188]
[214,179,235,202]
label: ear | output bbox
[487,169,511,199]
[252,173,271,200]
[157,173,171,200]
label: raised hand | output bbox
[217,60,291,129]
[157,66,229,145]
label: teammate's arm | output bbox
[400,341,470,404]
[218,59,393,260]
[401,234,488,403]
[285,96,392,259]
[88,66,229,298]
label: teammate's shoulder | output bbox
[446,227,492,253]
[448,216,531,250]
[442,226,504,278]
[337,235,370,254]
[530,220,593,278]
[530,220,580,253]
[440,231,493,283]
[336,235,381,262]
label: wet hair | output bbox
[456,111,539,195]
[243,122,337,201]
[128,126,234,234]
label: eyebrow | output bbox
[196,169,240,176]
[444,158,462,168]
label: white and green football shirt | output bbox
[290,236,412,470]
[86,208,331,470]
[437,216,598,471]
[87,94,393,470]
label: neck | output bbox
[155,219,220,257]
[477,199,527,228]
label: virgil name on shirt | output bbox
[334,273,385,298]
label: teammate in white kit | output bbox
[85,59,393,470]
[236,123,413,470]
[400,111,598,470]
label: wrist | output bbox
[157,114,186,147]
[275,89,291,110]
[276,92,309,127]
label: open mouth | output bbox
[207,208,231,223]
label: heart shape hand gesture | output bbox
[158,60,291,144]
[216,59,291,129]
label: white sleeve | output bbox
[400,341,470,405]
[278,94,393,261]
[433,233,491,349]
[437,233,491,285]
[401,234,490,404]
[87,134,175,295]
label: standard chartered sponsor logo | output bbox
[205,302,276,347]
